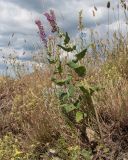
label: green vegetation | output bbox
[0,2,128,159]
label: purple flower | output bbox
[44,10,58,33]
[35,20,47,46]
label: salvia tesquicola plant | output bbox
[35,9,103,142]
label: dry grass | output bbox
[0,69,77,155]
[1,27,128,160]
[84,36,128,158]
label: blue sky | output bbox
[0,0,128,75]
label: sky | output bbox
[0,0,128,76]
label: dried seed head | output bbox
[124,3,127,9]
[93,10,95,17]
[107,1,110,8]
[94,6,97,11]
[78,10,84,31]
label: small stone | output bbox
[49,149,56,154]
[86,127,96,142]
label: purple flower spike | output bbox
[35,20,47,47]
[44,10,58,33]
[50,10,56,21]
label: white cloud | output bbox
[0,0,127,49]
[0,0,128,75]
[0,0,41,50]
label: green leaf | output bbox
[57,62,62,73]
[56,80,67,86]
[54,61,63,74]
[89,85,103,95]
[68,85,75,97]
[61,104,76,113]
[59,92,68,101]
[47,57,57,64]
[75,48,87,61]
[74,100,80,109]
[55,79,69,86]
[67,61,79,68]
[58,45,76,52]
[67,61,86,77]
[75,66,86,77]
[75,111,84,123]
[52,76,72,86]
[64,32,70,45]
[79,85,90,96]
[79,84,101,96]
[51,77,56,81]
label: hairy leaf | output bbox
[59,92,68,101]
[67,61,86,77]
[62,104,76,113]
[76,111,84,123]
[79,85,90,96]
[58,45,76,52]
[68,85,75,97]
[75,48,87,61]
[64,32,70,45]
[75,66,86,77]
[67,61,79,68]
[52,76,72,86]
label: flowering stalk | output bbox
[78,10,84,31]
[35,20,47,47]
[44,10,58,33]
